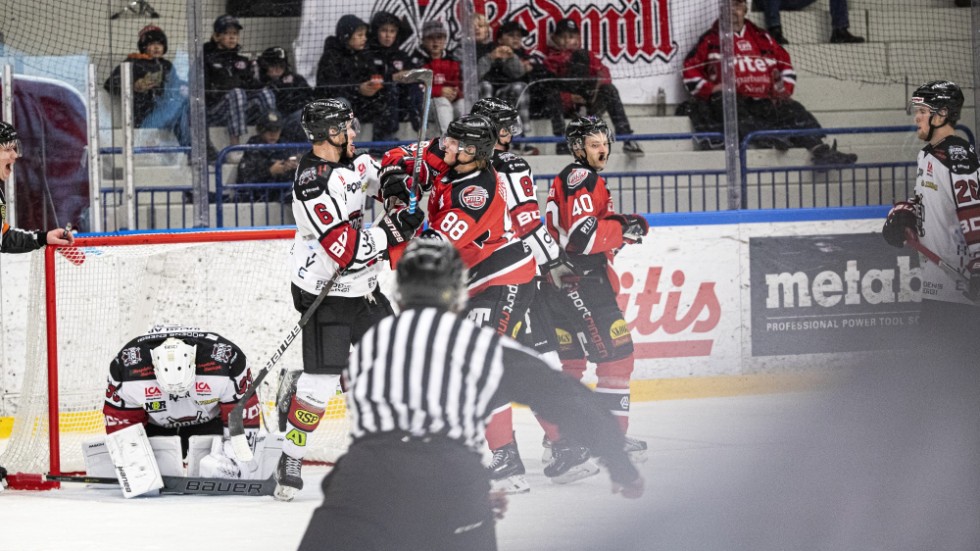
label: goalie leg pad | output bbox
[185,435,216,478]
[105,424,164,498]
[82,437,116,479]
[148,436,184,477]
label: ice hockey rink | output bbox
[3,357,978,551]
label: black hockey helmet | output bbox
[258,46,290,72]
[565,115,614,153]
[444,114,496,160]
[0,121,20,154]
[471,97,522,141]
[301,99,357,143]
[908,80,964,126]
[395,237,467,311]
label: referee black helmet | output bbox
[395,238,467,312]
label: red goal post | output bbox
[1,229,352,489]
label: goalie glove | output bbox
[882,200,919,248]
[378,164,413,205]
[200,437,263,480]
[606,214,649,245]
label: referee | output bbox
[298,238,644,551]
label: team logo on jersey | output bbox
[145,400,167,412]
[211,343,233,363]
[166,412,205,427]
[234,61,247,70]
[145,386,162,398]
[948,145,968,161]
[121,347,142,366]
[567,168,589,189]
[194,381,212,394]
[460,185,489,209]
[926,162,933,176]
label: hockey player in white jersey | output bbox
[882,80,980,336]
[276,98,423,501]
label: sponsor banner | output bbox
[749,234,921,356]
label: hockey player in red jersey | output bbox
[882,81,980,338]
[543,116,649,481]
[275,99,423,501]
[470,98,572,493]
[103,328,260,455]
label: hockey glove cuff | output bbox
[882,201,918,248]
[607,214,649,245]
[380,207,424,246]
[378,164,413,205]
[541,251,577,289]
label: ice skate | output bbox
[544,439,599,484]
[489,442,530,494]
[624,436,648,464]
[541,436,553,464]
[274,453,303,502]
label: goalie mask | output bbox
[395,238,467,312]
[150,337,198,395]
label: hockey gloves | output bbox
[379,164,413,205]
[541,251,577,290]
[380,206,424,246]
[882,200,919,248]
[607,214,649,245]
[967,258,980,302]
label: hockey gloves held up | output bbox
[882,200,918,248]
[607,213,649,245]
[380,206,424,246]
[379,164,413,205]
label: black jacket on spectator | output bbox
[104,54,181,126]
[367,12,416,80]
[261,69,314,117]
[236,134,294,184]
[203,41,262,104]
[316,15,374,101]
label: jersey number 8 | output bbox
[440,212,470,240]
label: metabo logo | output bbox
[764,256,920,309]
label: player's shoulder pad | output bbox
[931,136,980,174]
[450,169,498,217]
[113,340,156,382]
[294,155,332,201]
[493,151,531,174]
[557,163,599,193]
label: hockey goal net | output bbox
[1,229,354,487]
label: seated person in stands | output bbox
[478,20,542,155]
[235,109,297,202]
[409,20,462,135]
[754,0,864,45]
[538,18,644,157]
[203,15,277,146]
[368,11,422,136]
[317,14,395,143]
[104,26,190,147]
[256,46,315,144]
[682,0,858,165]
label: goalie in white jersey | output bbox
[882,80,980,339]
[277,98,423,501]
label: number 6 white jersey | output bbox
[289,151,388,297]
[913,135,980,305]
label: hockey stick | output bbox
[904,229,970,284]
[394,68,433,205]
[228,207,391,462]
[47,474,276,496]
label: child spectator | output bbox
[368,11,422,136]
[539,18,643,156]
[473,13,495,58]
[234,109,297,202]
[317,14,396,144]
[478,20,542,154]
[104,25,190,147]
[409,20,462,135]
[203,15,277,146]
[256,46,314,144]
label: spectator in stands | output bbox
[368,11,422,136]
[256,47,314,144]
[409,20,462,135]
[317,14,396,144]
[539,18,644,157]
[203,15,277,147]
[478,20,541,155]
[755,0,864,45]
[473,13,495,58]
[682,0,858,165]
[235,109,297,202]
[104,25,191,147]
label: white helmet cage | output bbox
[150,337,198,395]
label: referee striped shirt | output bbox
[348,306,504,452]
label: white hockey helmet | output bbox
[150,337,197,395]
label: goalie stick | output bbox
[228,205,399,462]
[46,474,276,496]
